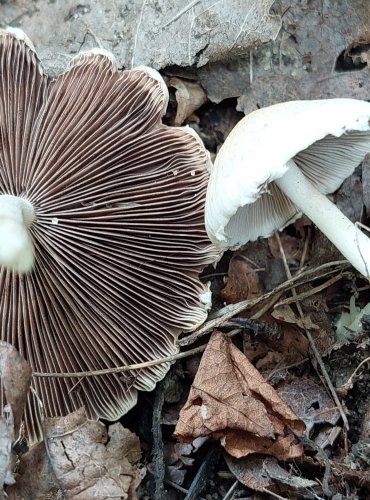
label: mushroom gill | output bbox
[0,29,217,442]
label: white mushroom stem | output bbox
[0,195,35,273]
[274,159,370,280]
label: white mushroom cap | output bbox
[206,99,370,248]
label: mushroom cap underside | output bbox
[206,99,370,248]
[0,30,218,442]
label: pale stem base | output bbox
[0,195,35,273]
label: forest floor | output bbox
[1,1,370,499]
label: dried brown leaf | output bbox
[8,408,143,499]
[169,77,207,126]
[267,233,304,264]
[244,324,309,374]
[221,256,262,304]
[225,455,272,492]
[272,305,319,331]
[174,331,305,460]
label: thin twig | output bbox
[339,356,370,391]
[164,479,189,494]
[222,480,238,500]
[299,225,311,268]
[274,273,345,308]
[251,292,284,319]
[32,329,241,378]
[181,260,349,347]
[32,261,348,379]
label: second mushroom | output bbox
[205,99,370,279]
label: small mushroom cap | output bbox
[206,99,370,248]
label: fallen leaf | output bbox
[8,408,143,500]
[6,442,61,500]
[244,323,309,375]
[198,1,370,104]
[2,0,282,73]
[0,342,32,491]
[0,406,15,487]
[272,304,319,331]
[174,331,305,460]
[236,70,370,115]
[263,457,317,489]
[267,233,304,264]
[314,425,342,450]
[0,341,32,440]
[169,77,208,126]
[46,408,143,499]
[225,455,272,492]
[335,168,364,223]
[225,455,316,493]
[221,255,262,304]
[277,378,341,434]
[160,442,194,486]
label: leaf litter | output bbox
[1,1,370,498]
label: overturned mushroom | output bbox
[0,29,217,441]
[205,99,370,279]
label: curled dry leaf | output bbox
[7,408,143,500]
[46,408,143,499]
[174,331,305,460]
[169,77,208,126]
